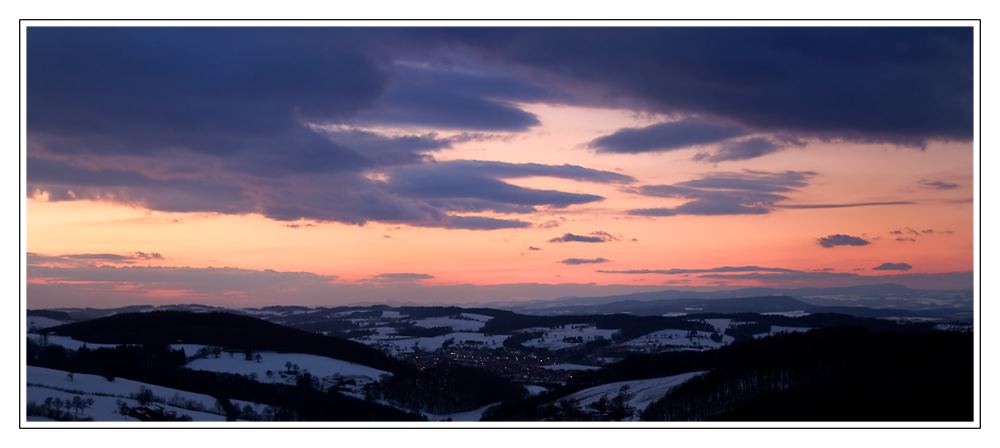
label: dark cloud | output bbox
[587,119,747,154]
[26,28,615,231]
[558,258,610,265]
[896,237,917,242]
[818,234,871,248]
[436,27,972,145]
[919,179,959,190]
[29,156,613,231]
[528,246,541,251]
[692,137,785,163]
[627,170,814,217]
[358,84,541,131]
[27,27,970,232]
[539,220,560,229]
[873,262,913,271]
[379,160,630,216]
[598,266,799,275]
[677,170,814,193]
[548,231,619,243]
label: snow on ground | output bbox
[541,363,599,371]
[361,332,508,355]
[423,402,499,422]
[413,316,486,332]
[880,316,941,323]
[525,385,548,395]
[26,366,249,422]
[519,325,618,351]
[27,316,71,331]
[460,313,493,323]
[381,310,404,319]
[702,318,732,334]
[934,323,973,332]
[623,329,733,350]
[170,344,212,356]
[753,326,813,339]
[31,334,119,351]
[557,371,708,420]
[761,310,811,317]
[184,351,389,387]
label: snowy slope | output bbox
[31,334,120,351]
[413,315,487,332]
[358,331,508,355]
[623,329,733,350]
[25,366,257,422]
[519,325,618,350]
[541,363,599,371]
[557,371,707,420]
[184,351,390,386]
[27,316,71,331]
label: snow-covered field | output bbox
[525,385,549,395]
[701,318,733,334]
[423,402,499,422]
[518,325,618,350]
[358,330,508,355]
[934,323,973,332]
[761,310,811,317]
[753,326,813,339]
[541,363,599,371]
[556,371,707,421]
[412,315,489,332]
[184,351,389,388]
[170,344,213,357]
[623,329,733,350]
[30,334,120,351]
[25,366,258,422]
[27,316,71,331]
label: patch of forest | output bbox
[640,328,972,421]
[43,311,407,374]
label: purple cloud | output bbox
[873,262,913,271]
[817,234,870,248]
[558,258,610,265]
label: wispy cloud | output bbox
[598,266,799,275]
[775,201,914,209]
[28,251,165,266]
[558,258,610,265]
[548,231,620,243]
[626,170,815,217]
[919,179,958,190]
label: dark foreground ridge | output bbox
[44,310,406,374]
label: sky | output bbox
[23,25,977,309]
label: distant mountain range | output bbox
[500,283,973,317]
[27,283,974,325]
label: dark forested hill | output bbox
[44,311,407,373]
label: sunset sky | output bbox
[23,26,977,309]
